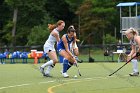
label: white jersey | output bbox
[130,38,137,46]
[43,28,59,53]
[130,38,139,51]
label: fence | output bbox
[0,44,131,64]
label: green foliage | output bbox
[27,25,50,45]
[45,0,75,23]
[27,13,54,45]
[4,21,13,30]
[65,0,84,11]
[5,0,22,8]
[1,0,136,46]
[1,0,50,46]
[103,34,117,44]
[75,0,119,44]
[0,21,13,45]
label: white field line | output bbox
[0,84,30,90]
[0,75,128,90]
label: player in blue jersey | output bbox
[57,25,77,77]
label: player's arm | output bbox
[135,36,140,53]
[127,45,136,60]
[52,31,60,42]
[71,33,77,49]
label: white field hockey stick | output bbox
[75,62,82,76]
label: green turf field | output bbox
[0,62,140,93]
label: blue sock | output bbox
[67,62,73,71]
[63,59,69,73]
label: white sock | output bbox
[45,65,53,75]
[60,63,63,73]
[131,59,139,73]
[41,60,53,68]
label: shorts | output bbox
[59,55,64,63]
[57,43,66,53]
[44,45,55,53]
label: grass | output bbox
[0,62,140,93]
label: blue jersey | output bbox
[57,34,74,53]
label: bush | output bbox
[27,25,50,45]
[104,34,117,44]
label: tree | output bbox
[0,1,12,46]
[103,34,117,44]
[4,0,47,46]
[76,0,119,44]
[5,0,22,46]
[45,0,75,25]
[27,14,54,45]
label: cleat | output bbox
[62,73,69,78]
[44,74,52,77]
[129,72,139,76]
[39,67,45,76]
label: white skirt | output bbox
[43,42,55,53]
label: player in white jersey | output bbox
[40,20,65,77]
[124,28,140,76]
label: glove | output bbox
[136,52,140,57]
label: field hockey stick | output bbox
[75,62,82,76]
[109,52,140,76]
[71,52,82,76]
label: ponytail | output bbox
[48,20,65,32]
[125,27,139,36]
[48,24,56,32]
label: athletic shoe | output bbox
[44,74,52,77]
[62,73,69,78]
[129,72,139,76]
[39,67,45,76]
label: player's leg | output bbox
[59,54,73,74]
[59,50,72,78]
[67,61,73,71]
[40,46,58,77]
[44,51,58,76]
[59,55,64,74]
[129,58,139,76]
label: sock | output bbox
[63,59,69,73]
[67,62,73,71]
[41,60,53,68]
[60,62,63,73]
[45,65,53,75]
[131,59,139,73]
